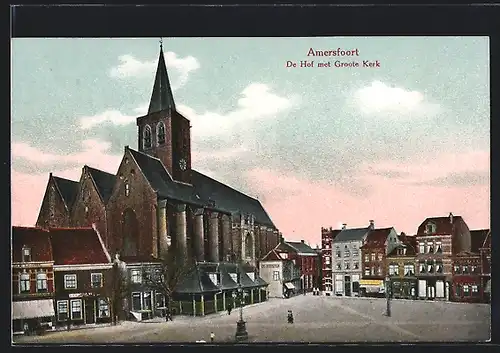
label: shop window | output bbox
[57,300,68,321]
[98,298,110,317]
[70,299,83,320]
[131,292,142,311]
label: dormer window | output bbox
[208,273,219,286]
[22,247,31,262]
[425,223,436,234]
[157,122,166,145]
[143,125,152,149]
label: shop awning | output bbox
[284,282,295,290]
[359,279,384,287]
[12,299,55,320]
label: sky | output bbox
[11,37,490,247]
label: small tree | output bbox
[107,256,131,325]
[143,248,196,321]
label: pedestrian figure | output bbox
[287,310,294,324]
[227,303,232,315]
[210,332,215,342]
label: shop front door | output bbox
[344,276,351,296]
[84,299,95,324]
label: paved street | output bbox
[14,295,490,344]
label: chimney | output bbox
[342,223,347,230]
[369,220,375,229]
[449,212,453,224]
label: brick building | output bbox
[320,227,341,295]
[51,226,114,329]
[451,229,490,303]
[35,43,280,270]
[360,227,400,297]
[415,213,471,300]
[386,233,418,299]
[272,239,319,293]
[12,227,55,334]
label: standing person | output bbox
[227,302,232,315]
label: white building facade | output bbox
[331,225,371,297]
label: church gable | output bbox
[36,174,76,228]
[71,166,107,227]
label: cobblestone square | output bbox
[14,295,490,344]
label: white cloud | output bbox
[350,81,442,117]
[108,51,200,89]
[180,83,299,140]
[79,109,138,130]
[12,139,121,174]
[78,83,299,139]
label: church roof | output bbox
[52,175,78,209]
[148,44,176,114]
[86,166,116,204]
[470,229,490,253]
[127,148,204,206]
[191,170,275,227]
[127,147,275,226]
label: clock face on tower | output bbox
[179,158,187,171]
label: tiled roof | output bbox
[52,176,78,209]
[282,241,317,255]
[12,227,53,262]
[128,148,205,207]
[191,171,275,227]
[49,227,110,265]
[470,229,490,253]
[334,227,371,242]
[360,228,393,249]
[175,262,267,294]
[86,166,116,204]
[387,236,417,257]
[261,248,283,261]
[416,215,465,235]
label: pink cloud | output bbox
[11,168,81,226]
[246,151,490,246]
[11,140,123,226]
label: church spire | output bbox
[148,38,176,114]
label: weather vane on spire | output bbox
[159,37,163,50]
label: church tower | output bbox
[136,40,192,184]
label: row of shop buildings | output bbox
[320,214,491,303]
[12,225,269,335]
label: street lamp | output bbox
[385,276,391,317]
[235,265,248,342]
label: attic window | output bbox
[119,173,124,180]
[22,247,31,262]
[124,158,129,164]
[157,122,166,145]
[130,169,136,176]
[125,183,130,197]
[85,206,89,214]
[143,125,152,149]
[425,223,436,234]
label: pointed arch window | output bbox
[157,122,166,145]
[143,125,152,149]
[245,233,253,259]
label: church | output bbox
[36,43,281,268]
